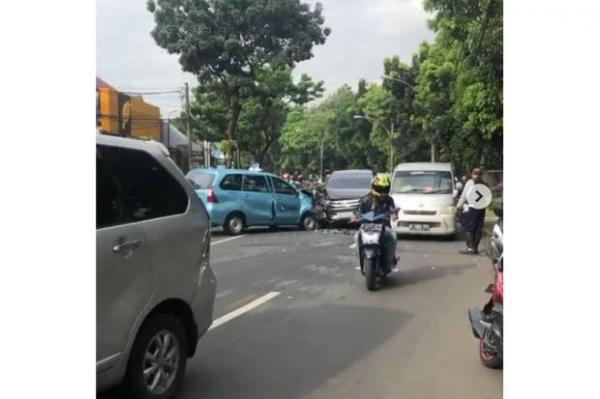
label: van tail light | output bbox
[207,186,218,203]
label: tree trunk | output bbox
[226,93,241,141]
[225,92,242,167]
[256,137,275,167]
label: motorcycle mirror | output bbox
[493,199,503,218]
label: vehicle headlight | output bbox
[440,206,456,215]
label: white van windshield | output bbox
[391,171,453,194]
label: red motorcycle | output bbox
[468,254,503,369]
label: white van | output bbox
[390,162,457,238]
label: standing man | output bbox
[457,167,488,255]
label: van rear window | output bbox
[326,174,372,189]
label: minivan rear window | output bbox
[326,174,372,189]
[220,174,242,191]
[187,172,215,189]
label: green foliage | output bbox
[147,0,330,150]
[151,0,502,175]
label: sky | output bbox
[96,0,434,116]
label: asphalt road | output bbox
[102,227,502,399]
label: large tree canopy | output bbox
[159,0,502,176]
[147,0,330,143]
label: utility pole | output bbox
[185,82,192,172]
[431,142,436,163]
[320,136,324,183]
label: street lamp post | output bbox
[353,115,395,172]
[382,74,436,162]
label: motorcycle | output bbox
[356,210,398,291]
[468,200,504,369]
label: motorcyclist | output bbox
[353,174,399,271]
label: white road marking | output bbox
[208,291,281,331]
[212,235,246,245]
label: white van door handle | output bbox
[112,240,141,253]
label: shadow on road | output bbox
[179,304,411,399]
[212,226,301,237]
[381,262,478,291]
[98,304,411,399]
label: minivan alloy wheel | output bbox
[229,217,243,234]
[143,330,180,395]
[303,215,316,230]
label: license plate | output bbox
[333,211,353,220]
[409,224,430,231]
[362,223,382,232]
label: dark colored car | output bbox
[322,169,373,225]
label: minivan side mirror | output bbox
[452,189,458,198]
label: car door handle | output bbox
[112,239,141,253]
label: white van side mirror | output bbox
[452,189,458,198]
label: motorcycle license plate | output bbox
[362,223,382,232]
[409,224,429,231]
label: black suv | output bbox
[322,169,373,225]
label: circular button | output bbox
[466,184,493,210]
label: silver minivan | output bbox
[97,134,216,398]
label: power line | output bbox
[121,90,184,96]
[97,113,184,121]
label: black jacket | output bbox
[358,193,396,227]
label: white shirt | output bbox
[457,179,475,211]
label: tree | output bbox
[236,67,325,169]
[147,0,330,146]
[358,84,395,169]
[280,83,389,175]
[420,0,503,173]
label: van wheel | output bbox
[300,213,317,231]
[125,314,188,399]
[224,213,244,235]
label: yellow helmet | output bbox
[371,173,391,197]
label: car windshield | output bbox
[186,172,215,189]
[391,171,453,194]
[326,174,372,189]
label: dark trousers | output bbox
[462,208,486,251]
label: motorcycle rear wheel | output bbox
[364,257,376,291]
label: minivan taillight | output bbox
[207,186,218,203]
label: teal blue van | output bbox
[185,168,317,235]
